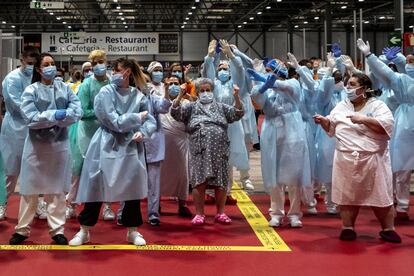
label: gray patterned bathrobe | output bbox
[170,100,244,189]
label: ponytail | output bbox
[112,58,146,91]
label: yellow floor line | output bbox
[1,182,290,252]
[232,183,291,252]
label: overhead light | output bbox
[11,25,15,28]
[243,21,247,24]
[188,12,192,15]
[238,25,242,28]
[304,21,308,24]
[184,22,187,24]
[119,12,123,15]
[113,0,118,2]
[314,16,319,20]
[191,6,196,9]
[123,21,126,24]
[2,21,6,24]
[56,17,61,20]
[379,16,385,19]
[116,6,121,10]
[277,0,282,2]
[195,0,200,2]
[266,6,271,10]
[358,0,364,2]
[125,25,128,28]
[62,21,67,24]
[257,11,262,15]
[185,17,189,20]
[341,5,346,9]
[181,25,185,28]
[49,12,54,15]
[249,17,254,20]
[121,17,125,20]
[205,15,224,19]
[42,7,46,10]
[410,25,414,28]
[364,20,369,24]
[294,25,299,28]
[68,26,72,29]
[209,9,232,13]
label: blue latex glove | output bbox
[331,43,342,58]
[54,109,67,121]
[382,46,401,61]
[258,74,277,94]
[262,57,270,67]
[247,68,267,82]
[265,60,288,78]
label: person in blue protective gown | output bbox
[66,50,113,221]
[204,39,249,204]
[0,46,42,220]
[170,77,244,225]
[69,58,156,246]
[248,58,311,228]
[9,53,83,245]
[357,39,414,221]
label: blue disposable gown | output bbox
[0,68,32,175]
[252,78,311,190]
[366,54,414,172]
[204,55,249,170]
[75,85,156,203]
[232,49,259,144]
[143,91,172,163]
[314,76,346,184]
[19,81,83,195]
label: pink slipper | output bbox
[191,214,205,225]
[214,213,232,224]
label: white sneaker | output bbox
[102,205,115,221]
[289,217,303,228]
[127,231,146,246]
[327,205,338,215]
[69,230,90,246]
[66,205,76,219]
[306,207,318,215]
[269,216,282,227]
[0,205,6,220]
[242,179,255,191]
[35,200,47,220]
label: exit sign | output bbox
[30,1,64,9]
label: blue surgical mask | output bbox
[199,92,214,104]
[168,84,181,98]
[93,64,106,76]
[172,71,183,79]
[23,65,34,76]
[151,71,163,83]
[84,71,94,79]
[217,70,229,82]
[405,64,414,78]
[42,66,57,80]
[346,87,362,101]
[111,73,124,87]
[54,76,63,82]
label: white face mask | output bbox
[405,64,414,78]
[346,86,363,101]
[199,92,214,104]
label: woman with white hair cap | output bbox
[147,61,164,96]
[81,61,93,80]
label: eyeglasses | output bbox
[84,68,92,73]
[169,82,180,86]
[218,68,228,72]
[200,90,211,93]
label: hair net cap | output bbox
[82,62,92,71]
[147,61,163,73]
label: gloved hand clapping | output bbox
[326,52,336,69]
[247,68,267,83]
[54,109,66,121]
[287,53,299,69]
[382,46,401,61]
[331,43,342,58]
[258,74,277,94]
[356,39,371,56]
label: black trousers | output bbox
[78,200,143,227]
